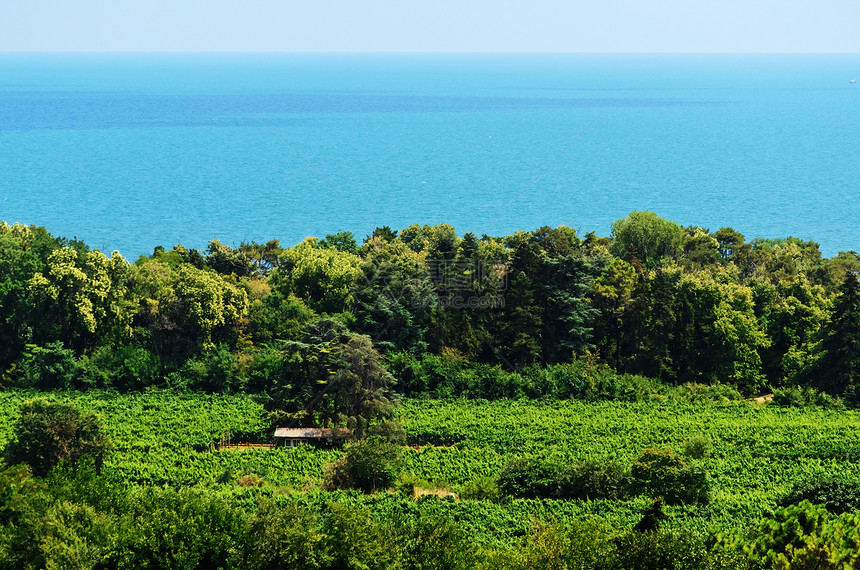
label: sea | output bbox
[1,53,858,259]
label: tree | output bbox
[353,236,436,353]
[275,238,361,314]
[0,223,64,372]
[818,270,860,397]
[319,231,358,254]
[262,320,396,435]
[610,211,685,269]
[4,399,111,477]
[713,227,747,260]
[27,247,133,351]
[130,260,249,356]
[591,257,638,369]
[322,436,404,492]
[673,271,770,391]
[205,239,256,277]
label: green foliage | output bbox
[261,325,396,434]
[367,419,407,445]
[497,457,559,499]
[28,247,133,350]
[0,461,43,527]
[322,436,404,493]
[4,399,111,477]
[781,476,860,515]
[610,211,686,269]
[319,230,359,254]
[629,448,710,505]
[247,500,330,570]
[502,518,614,570]
[174,264,249,349]
[352,236,436,353]
[457,476,501,501]
[206,238,257,277]
[681,434,713,459]
[717,500,860,569]
[78,344,161,390]
[7,342,80,390]
[556,459,629,500]
[610,526,720,570]
[276,237,361,314]
[818,270,860,399]
[772,386,845,409]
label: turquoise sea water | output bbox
[1,53,858,258]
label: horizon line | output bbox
[2,50,859,55]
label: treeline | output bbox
[1,211,859,408]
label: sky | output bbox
[2,0,859,53]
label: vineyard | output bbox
[2,390,859,547]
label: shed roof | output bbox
[273,427,351,439]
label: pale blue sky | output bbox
[3,0,859,53]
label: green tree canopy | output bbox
[27,248,133,350]
[3,399,111,477]
[610,211,685,269]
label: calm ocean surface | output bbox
[1,53,858,258]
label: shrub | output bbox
[395,472,435,498]
[247,501,329,570]
[673,382,743,403]
[319,502,394,570]
[509,518,614,570]
[772,386,845,409]
[556,459,629,500]
[8,342,80,390]
[322,436,403,493]
[391,513,477,570]
[629,448,710,505]
[497,457,559,499]
[367,419,407,445]
[714,501,860,569]
[4,399,111,477]
[175,345,243,392]
[682,434,713,459]
[781,476,860,514]
[458,476,501,501]
[608,527,718,570]
[78,344,161,390]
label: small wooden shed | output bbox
[273,427,351,448]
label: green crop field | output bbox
[2,390,859,546]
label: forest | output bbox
[1,211,860,568]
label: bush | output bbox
[556,459,629,500]
[322,436,403,493]
[781,476,860,514]
[508,518,614,570]
[4,399,112,477]
[458,476,501,501]
[629,448,710,505]
[673,382,743,403]
[391,512,477,570]
[608,528,718,570]
[78,344,162,390]
[682,434,713,459]
[497,457,559,499]
[8,342,80,390]
[367,419,407,445]
[772,386,845,409]
[714,501,860,569]
[174,345,243,392]
[247,501,329,570]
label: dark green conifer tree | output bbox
[820,270,860,400]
